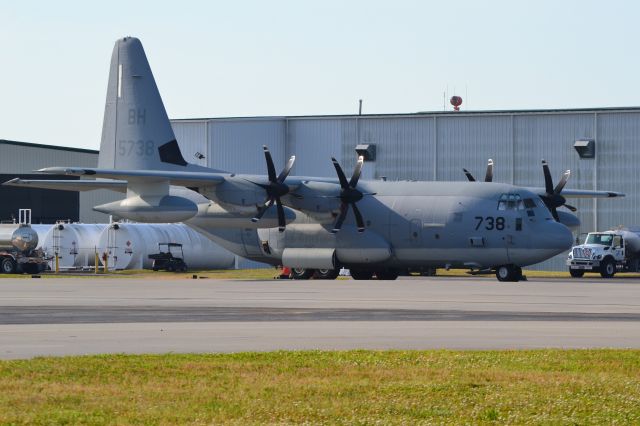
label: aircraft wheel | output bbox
[291,268,315,280]
[600,258,616,278]
[375,269,399,280]
[496,265,520,282]
[569,269,585,278]
[314,269,339,280]
[1,258,16,274]
[350,269,373,280]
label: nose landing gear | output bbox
[495,264,523,282]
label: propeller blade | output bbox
[331,203,349,233]
[542,160,554,194]
[554,170,570,194]
[251,198,274,222]
[277,155,296,183]
[485,159,494,182]
[349,156,364,188]
[463,168,476,182]
[331,157,349,189]
[551,207,560,222]
[564,204,578,212]
[276,198,286,232]
[351,202,365,232]
[263,146,277,182]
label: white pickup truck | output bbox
[567,229,640,278]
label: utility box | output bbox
[574,139,595,159]
[355,144,376,161]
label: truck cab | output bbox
[567,231,627,278]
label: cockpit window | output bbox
[585,234,613,246]
[497,193,524,211]
[523,198,536,209]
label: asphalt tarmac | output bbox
[1,275,640,359]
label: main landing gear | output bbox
[495,264,523,282]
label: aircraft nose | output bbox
[540,220,574,252]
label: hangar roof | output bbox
[0,139,98,155]
[171,106,640,122]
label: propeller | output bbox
[463,159,494,182]
[330,156,372,233]
[540,159,576,221]
[249,146,295,232]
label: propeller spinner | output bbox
[249,146,295,232]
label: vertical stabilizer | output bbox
[98,37,190,171]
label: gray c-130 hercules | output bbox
[5,37,625,281]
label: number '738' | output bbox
[475,216,505,231]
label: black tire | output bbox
[375,269,399,280]
[350,269,373,280]
[1,258,16,274]
[291,268,315,280]
[314,269,339,280]
[569,269,585,278]
[22,264,39,275]
[496,264,520,282]
[600,258,616,278]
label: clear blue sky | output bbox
[2,0,639,149]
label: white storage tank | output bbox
[41,223,106,268]
[98,223,235,270]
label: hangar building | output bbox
[3,106,638,270]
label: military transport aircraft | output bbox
[5,37,625,281]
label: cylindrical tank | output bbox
[617,228,640,254]
[41,224,107,268]
[98,223,235,270]
[0,224,40,253]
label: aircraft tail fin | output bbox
[98,37,195,171]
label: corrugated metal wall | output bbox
[172,109,638,271]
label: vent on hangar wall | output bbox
[574,139,595,159]
[355,144,376,161]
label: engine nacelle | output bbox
[94,195,198,222]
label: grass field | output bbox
[1,350,639,424]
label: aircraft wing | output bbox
[37,167,226,187]
[525,187,625,198]
[3,177,127,193]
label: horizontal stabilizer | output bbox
[37,167,225,188]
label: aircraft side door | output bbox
[500,194,529,264]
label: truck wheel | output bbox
[291,268,315,280]
[569,269,585,278]
[350,269,373,280]
[314,269,339,280]
[375,269,399,280]
[496,265,520,282]
[600,259,616,278]
[1,258,16,274]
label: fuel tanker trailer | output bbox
[0,223,50,274]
